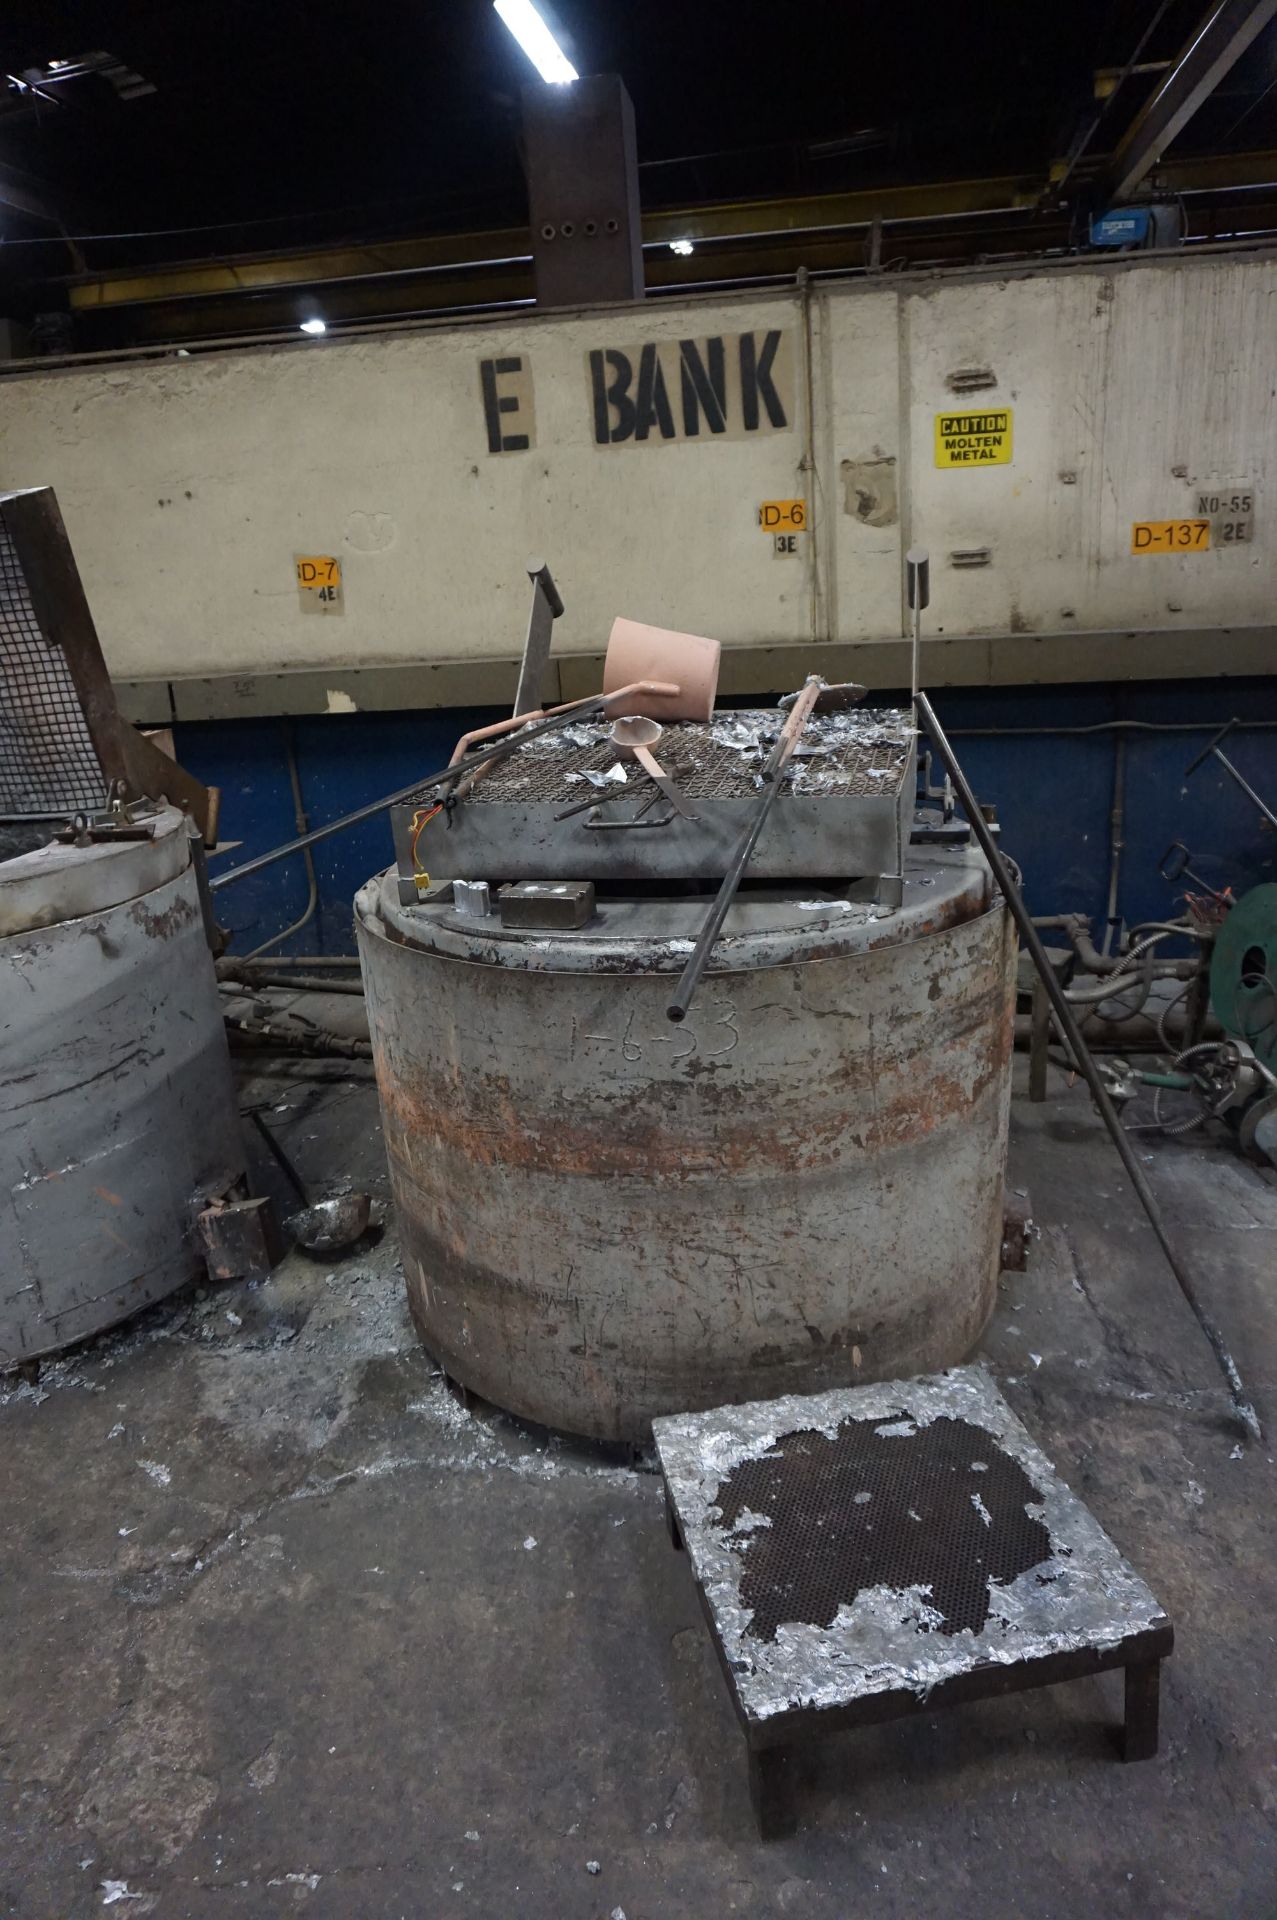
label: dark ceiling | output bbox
[2,0,1277,334]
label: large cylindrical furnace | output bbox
[357,848,1015,1441]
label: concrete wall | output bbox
[1,251,1275,714]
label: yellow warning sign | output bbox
[758,499,806,532]
[1130,519,1210,553]
[934,409,1013,468]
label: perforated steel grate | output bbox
[714,1415,1051,1642]
[0,516,105,813]
[403,711,913,810]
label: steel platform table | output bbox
[653,1367,1173,1838]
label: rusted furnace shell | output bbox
[356,850,1015,1442]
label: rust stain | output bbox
[128,895,199,941]
[93,1186,123,1206]
[377,1035,1006,1183]
[367,913,1015,1185]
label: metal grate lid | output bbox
[405,709,915,809]
[715,1415,1051,1642]
[0,516,105,814]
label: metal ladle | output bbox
[608,716,698,820]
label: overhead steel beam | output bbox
[1106,0,1277,202]
[60,148,1277,320]
[0,157,65,223]
[64,173,1044,311]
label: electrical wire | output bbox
[408,803,443,891]
[1064,929,1181,1005]
[1156,977,1193,1052]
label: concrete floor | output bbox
[3,1012,1277,1919]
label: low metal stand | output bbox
[654,1369,1173,1840]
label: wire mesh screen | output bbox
[0,515,105,813]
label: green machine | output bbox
[1106,727,1277,1164]
[1210,882,1277,1076]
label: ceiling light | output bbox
[670,238,695,256]
[493,0,577,83]
[299,317,327,336]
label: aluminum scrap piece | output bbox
[462,709,915,806]
[653,1367,1171,1726]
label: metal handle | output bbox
[906,546,929,713]
[1159,841,1191,883]
[1184,718,1237,778]
[525,558,564,619]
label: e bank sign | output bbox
[479,329,795,454]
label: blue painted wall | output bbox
[177,678,1277,959]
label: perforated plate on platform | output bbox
[404,708,915,808]
[654,1368,1170,1725]
[0,517,105,814]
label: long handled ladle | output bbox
[608,715,698,820]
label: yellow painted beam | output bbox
[67,151,1277,314]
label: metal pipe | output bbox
[447,681,678,767]
[1210,749,1277,828]
[208,701,616,893]
[796,266,823,645]
[916,689,1261,1444]
[906,548,930,718]
[242,720,319,958]
[1185,720,1277,830]
[667,675,824,1023]
[1049,0,1176,199]
[1102,736,1126,958]
[1014,1006,1223,1051]
[1107,0,1277,205]
[220,970,365,995]
[241,953,361,967]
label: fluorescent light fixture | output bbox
[494,0,577,83]
[299,317,327,336]
[670,238,695,256]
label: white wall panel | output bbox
[0,254,1273,690]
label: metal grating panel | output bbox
[0,517,104,813]
[654,1370,1173,1726]
[407,710,914,809]
[715,1415,1051,1642]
